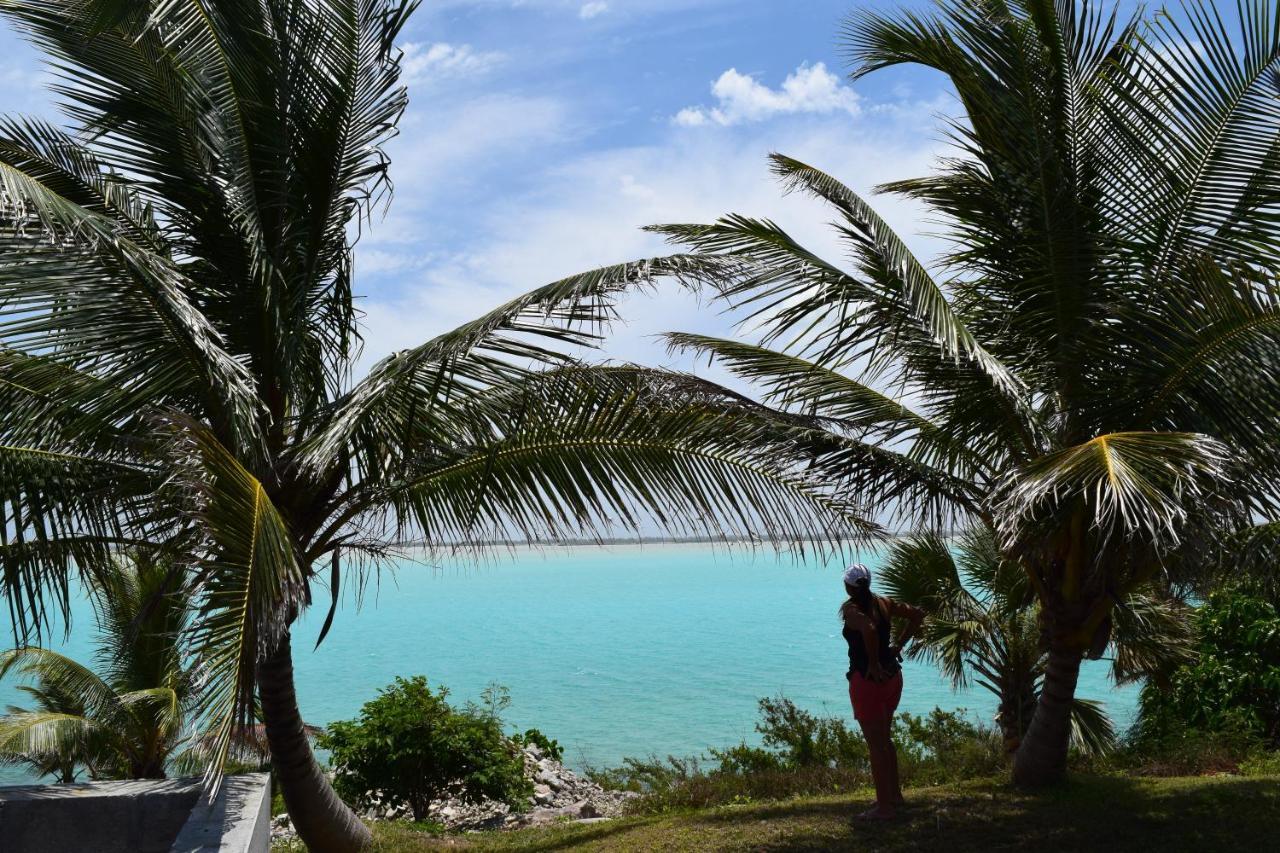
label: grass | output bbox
[274,773,1280,852]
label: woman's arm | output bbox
[887,599,925,656]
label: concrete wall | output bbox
[170,774,272,853]
[0,778,201,853]
[0,774,271,853]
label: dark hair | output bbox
[840,581,886,625]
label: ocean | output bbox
[0,543,1138,783]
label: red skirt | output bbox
[848,670,903,723]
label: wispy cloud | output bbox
[579,1,609,19]
[357,114,944,375]
[400,42,506,85]
[674,62,860,127]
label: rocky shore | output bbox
[271,743,638,843]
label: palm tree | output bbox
[642,0,1280,785]
[0,1,866,848]
[0,554,192,781]
[878,529,1192,756]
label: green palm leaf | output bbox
[380,367,876,550]
[1068,697,1116,756]
[171,420,305,781]
[997,431,1235,551]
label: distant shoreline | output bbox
[385,532,929,551]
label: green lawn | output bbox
[317,774,1280,852]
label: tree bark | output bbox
[1012,643,1082,787]
[258,629,371,852]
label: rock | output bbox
[525,807,565,826]
[574,817,611,825]
[533,784,555,805]
[563,799,596,819]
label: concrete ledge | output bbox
[170,774,272,853]
[0,774,271,853]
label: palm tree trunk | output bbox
[1011,643,1082,787]
[258,629,371,852]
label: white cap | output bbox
[842,563,871,587]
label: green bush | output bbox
[511,728,564,763]
[589,698,1003,814]
[318,676,531,821]
[750,695,869,769]
[1133,586,1280,750]
[895,708,1005,785]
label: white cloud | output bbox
[356,114,945,375]
[673,62,860,127]
[579,1,609,19]
[400,42,505,84]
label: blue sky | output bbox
[0,0,953,375]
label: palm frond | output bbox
[0,711,103,766]
[169,419,305,782]
[879,533,972,613]
[372,366,876,553]
[1109,589,1195,685]
[1112,0,1280,276]
[663,332,937,440]
[956,526,1033,615]
[1068,696,1116,756]
[0,647,120,719]
[767,153,1022,398]
[996,431,1236,552]
[300,257,708,480]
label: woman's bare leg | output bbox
[888,734,904,804]
[857,715,897,818]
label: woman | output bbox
[841,562,924,820]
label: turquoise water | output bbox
[0,544,1138,783]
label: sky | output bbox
[0,0,955,378]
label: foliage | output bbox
[0,554,193,781]
[1134,586,1280,750]
[636,0,1280,783]
[510,728,564,763]
[734,694,869,770]
[318,676,531,822]
[589,698,1002,813]
[895,708,1005,785]
[880,529,1192,755]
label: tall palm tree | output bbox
[642,0,1280,785]
[878,529,1193,756]
[0,553,192,781]
[0,1,866,849]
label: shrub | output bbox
[750,695,869,769]
[511,728,564,763]
[586,753,708,794]
[319,676,531,821]
[895,708,1005,785]
[1133,586,1280,750]
[590,698,1003,814]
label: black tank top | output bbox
[843,598,900,680]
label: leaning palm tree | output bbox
[878,529,1193,756]
[643,0,1280,785]
[0,553,192,781]
[0,1,866,849]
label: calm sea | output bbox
[0,544,1138,783]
